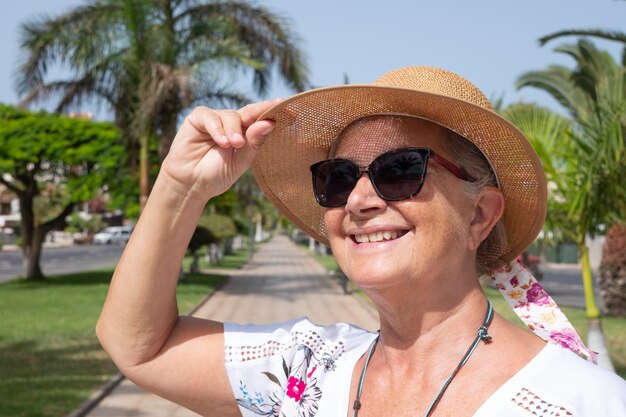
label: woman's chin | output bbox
[343,262,410,289]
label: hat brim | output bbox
[252,84,546,264]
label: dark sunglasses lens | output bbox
[371,150,427,200]
[313,161,358,207]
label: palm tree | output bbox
[517,38,626,318]
[16,0,309,210]
[536,29,626,318]
[502,103,574,254]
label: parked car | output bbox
[93,226,133,245]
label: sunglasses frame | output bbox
[310,147,470,208]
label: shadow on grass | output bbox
[178,272,229,299]
[180,272,228,284]
[214,258,245,269]
[0,337,118,417]
[3,270,115,288]
[0,270,228,417]
[208,253,250,270]
[4,270,229,289]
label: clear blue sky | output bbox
[0,0,622,119]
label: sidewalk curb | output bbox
[587,318,616,373]
[64,374,126,417]
[62,272,232,417]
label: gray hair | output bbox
[440,129,508,276]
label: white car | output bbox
[93,226,133,245]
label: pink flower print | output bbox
[526,282,551,306]
[509,276,519,287]
[297,378,322,417]
[286,376,322,417]
[549,328,588,354]
[286,376,306,402]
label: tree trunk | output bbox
[22,227,45,280]
[579,243,601,319]
[18,184,75,280]
[17,184,45,280]
[190,250,199,273]
[158,111,178,162]
[598,223,626,316]
[224,237,234,256]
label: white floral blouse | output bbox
[224,318,626,417]
[224,318,375,417]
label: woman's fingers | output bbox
[237,98,283,126]
[186,107,230,147]
[184,99,282,150]
[219,110,245,148]
[239,98,283,150]
[245,120,276,150]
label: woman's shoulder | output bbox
[478,343,625,416]
[535,343,626,390]
[501,342,626,415]
[224,318,377,363]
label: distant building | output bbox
[0,184,19,229]
[0,182,125,239]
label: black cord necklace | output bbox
[352,300,494,417]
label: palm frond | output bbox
[179,1,309,95]
[553,41,619,103]
[539,29,626,46]
[502,103,573,183]
[516,65,581,113]
[15,2,123,95]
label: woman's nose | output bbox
[345,174,387,217]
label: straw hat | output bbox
[251,66,547,265]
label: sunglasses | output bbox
[310,147,470,207]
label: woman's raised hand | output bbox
[161,99,282,200]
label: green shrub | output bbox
[198,214,237,242]
[65,212,106,234]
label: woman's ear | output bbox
[467,187,504,251]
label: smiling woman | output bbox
[96,66,626,417]
[323,116,485,295]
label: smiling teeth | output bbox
[355,231,399,243]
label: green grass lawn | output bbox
[309,249,626,380]
[0,248,247,417]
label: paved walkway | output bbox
[84,235,379,417]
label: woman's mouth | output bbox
[351,229,408,244]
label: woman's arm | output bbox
[96,100,280,416]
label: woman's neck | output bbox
[368,282,490,364]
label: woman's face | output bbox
[323,116,477,292]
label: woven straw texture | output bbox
[252,66,547,264]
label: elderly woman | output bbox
[97,66,626,417]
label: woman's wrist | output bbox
[148,170,214,217]
[131,171,210,250]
